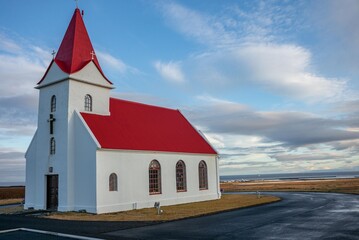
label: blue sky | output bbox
[0,0,358,183]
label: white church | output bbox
[25,8,220,214]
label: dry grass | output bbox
[0,187,25,200]
[0,198,24,214]
[0,198,23,206]
[46,194,280,221]
[221,178,359,194]
[0,205,23,214]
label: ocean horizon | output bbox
[220,171,359,182]
[0,182,25,187]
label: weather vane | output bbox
[75,0,79,8]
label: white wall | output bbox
[68,80,110,115]
[70,61,113,89]
[31,80,70,210]
[24,131,37,209]
[95,150,220,214]
[72,112,98,212]
[62,77,111,211]
[38,61,113,90]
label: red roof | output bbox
[81,98,217,155]
[38,8,111,84]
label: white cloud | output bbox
[154,60,185,84]
[187,96,359,146]
[311,0,359,74]
[0,33,49,97]
[0,147,25,183]
[234,43,348,102]
[96,51,129,74]
[0,34,22,54]
[158,1,234,47]
[0,55,44,97]
[272,152,350,162]
[182,95,359,174]
[158,1,353,103]
[0,33,46,181]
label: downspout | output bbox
[216,155,221,198]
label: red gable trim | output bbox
[81,98,217,155]
[38,60,55,84]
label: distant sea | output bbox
[220,171,359,182]
[0,182,24,187]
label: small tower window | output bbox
[50,137,56,155]
[199,160,208,190]
[51,95,56,112]
[84,94,92,112]
[109,173,118,191]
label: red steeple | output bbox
[38,8,111,84]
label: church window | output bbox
[199,160,208,190]
[50,137,56,155]
[149,160,161,194]
[84,94,92,112]
[51,95,56,112]
[109,173,118,191]
[176,160,187,192]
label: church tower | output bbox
[25,8,113,211]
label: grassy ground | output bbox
[45,194,279,221]
[221,178,359,194]
[0,205,23,214]
[0,198,24,214]
[0,198,23,206]
[1,178,356,221]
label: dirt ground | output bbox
[221,178,359,194]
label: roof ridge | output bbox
[110,97,177,112]
[69,8,79,73]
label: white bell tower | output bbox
[25,8,113,211]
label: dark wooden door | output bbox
[47,175,58,210]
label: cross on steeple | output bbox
[75,0,79,8]
[90,50,95,60]
[51,50,56,59]
[47,114,56,134]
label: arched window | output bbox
[176,160,187,192]
[109,173,118,191]
[50,137,56,155]
[149,160,161,194]
[84,94,92,112]
[50,95,56,112]
[199,160,208,190]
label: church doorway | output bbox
[46,175,58,210]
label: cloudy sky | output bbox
[0,0,358,183]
